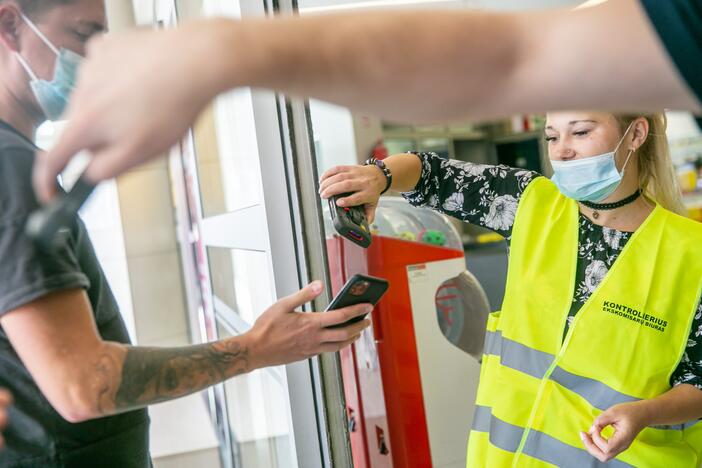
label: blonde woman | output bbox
[320,112,702,467]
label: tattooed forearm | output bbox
[94,339,250,416]
[94,352,120,415]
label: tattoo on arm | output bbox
[95,340,249,416]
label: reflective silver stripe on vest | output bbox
[483,329,502,356]
[549,366,638,411]
[471,405,525,453]
[484,330,553,379]
[472,403,492,432]
[483,331,700,431]
[472,405,634,468]
[524,427,634,468]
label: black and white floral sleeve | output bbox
[401,152,539,239]
[672,300,702,390]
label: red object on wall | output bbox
[371,140,389,161]
[327,234,464,468]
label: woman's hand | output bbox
[580,402,649,462]
[319,165,387,223]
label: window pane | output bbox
[179,0,263,218]
[192,101,262,218]
[207,247,274,327]
[217,321,298,468]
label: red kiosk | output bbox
[326,198,481,468]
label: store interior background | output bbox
[33,0,702,467]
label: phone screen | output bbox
[326,274,389,328]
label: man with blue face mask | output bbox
[0,0,91,134]
[0,3,143,466]
[13,11,82,121]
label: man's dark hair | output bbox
[0,1,75,17]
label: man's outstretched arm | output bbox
[35,0,699,200]
[215,0,698,121]
[1,284,370,421]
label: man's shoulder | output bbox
[0,125,33,150]
[0,128,39,224]
[0,127,36,172]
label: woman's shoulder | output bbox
[661,208,702,232]
[661,208,702,249]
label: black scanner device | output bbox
[328,193,372,248]
[25,178,95,252]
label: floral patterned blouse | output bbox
[402,152,702,390]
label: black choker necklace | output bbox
[580,190,641,220]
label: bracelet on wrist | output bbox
[365,157,392,194]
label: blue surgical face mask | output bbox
[14,13,83,121]
[550,123,635,202]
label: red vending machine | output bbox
[326,198,482,468]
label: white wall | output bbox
[666,111,702,141]
[309,100,359,173]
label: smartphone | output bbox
[325,274,389,329]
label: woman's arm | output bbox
[319,153,421,223]
[581,384,702,462]
[637,384,702,426]
[319,152,422,202]
[320,152,538,239]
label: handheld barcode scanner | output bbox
[328,192,372,248]
[26,178,95,252]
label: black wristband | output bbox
[365,157,393,194]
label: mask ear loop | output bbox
[620,148,634,175]
[20,13,60,56]
[618,123,648,207]
[614,121,637,175]
[14,13,60,82]
[14,52,38,81]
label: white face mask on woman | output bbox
[550,122,635,202]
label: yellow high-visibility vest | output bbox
[467,177,702,467]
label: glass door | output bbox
[158,0,335,467]
[286,3,481,468]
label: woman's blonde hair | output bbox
[615,113,686,216]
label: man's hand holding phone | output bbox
[325,274,389,329]
[244,281,373,369]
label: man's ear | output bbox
[0,5,22,53]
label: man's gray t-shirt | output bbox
[0,121,150,467]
